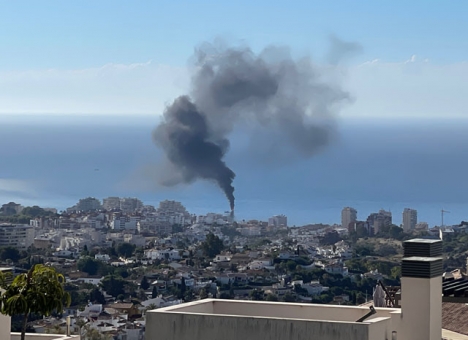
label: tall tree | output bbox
[116,243,136,258]
[0,247,20,262]
[201,233,224,258]
[77,257,100,275]
[0,264,71,340]
[140,276,150,290]
[100,275,126,298]
[89,288,106,304]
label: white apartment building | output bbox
[268,214,288,227]
[102,196,121,210]
[341,207,357,231]
[144,248,181,261]
[157,200,188,214]
[120,197,143,213]
[0,224,34,250]
[291,280,329,296]
[74,197,102,212]
[402,208,417,232]
[110,215,139,230]
[95,254,110,262]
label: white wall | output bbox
[146,312,371,340]
[11,334,79,340]
[399,276,442,340]
[0,313,10,340]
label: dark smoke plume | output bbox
[153,42,351,210]
[154,96,235,210]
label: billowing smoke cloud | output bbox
[154,96,235,210]
[153,41,351,210]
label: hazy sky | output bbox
[1,1,468,118]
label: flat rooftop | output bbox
[152,298,400,323]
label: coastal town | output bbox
[0,198,467,339]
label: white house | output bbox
[145,249,181,261]
[95,254,110,262]
[248,258,273,270]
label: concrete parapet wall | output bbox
[146,311,371,340]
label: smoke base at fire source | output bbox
[153,41,351,211]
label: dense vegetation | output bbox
[0,206,57,224]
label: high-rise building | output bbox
[0,224,34,250]
[268,214,288,227]
[341,207,357,232]
[103,196,121,211]
[402,208,417,232]
[367,209,392,235]
[120,197,143,213]
[73,197,102,212]
[0,202,24,215]
[157,200,188,214]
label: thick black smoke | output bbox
[154,96,235,210]
[153,42,350,210]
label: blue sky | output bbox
[1,1,468,116]
[2,1,467,69]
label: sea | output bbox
[1,114,468,227]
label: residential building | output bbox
[0,202,23,215]
[145,248,181,261]
[415,222,429,231]
[110,214,140,230]
[341,207,357,232]
[73,197,102,212]
[146,238,445,340]
[402,208,417,232]
[367,209,392,235]
[268,214,287,227]
[95,254,110,262]
[157,200,188,214]
[0,224,34,249]
[102,196,121,211]
[120,197,143,213]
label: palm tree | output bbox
[145,303,157,313]
[75,317,88,337]
[82,325,111,340]
[0,264,71,340]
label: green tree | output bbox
[265,294,278,301]
[282,293,296,302]
[249,289,264,301]
[391,266,402,280]
[201,233,224,258]
[180,277,187,296]
[77,257,100,276]
[199,288,208,299]
[140,276,150,290]
[354,244,375,257]
[89,288,106,304]
[116,243,136,258]
[0,247,21,262]
[100,275,126,298]
[82,325,111,340]
[0,264,71,340]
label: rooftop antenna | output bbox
[441,209,450,228]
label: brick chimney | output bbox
[400,238,443,340]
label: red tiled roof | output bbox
[442,302,468,336]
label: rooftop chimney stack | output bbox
[400,238,443,340]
